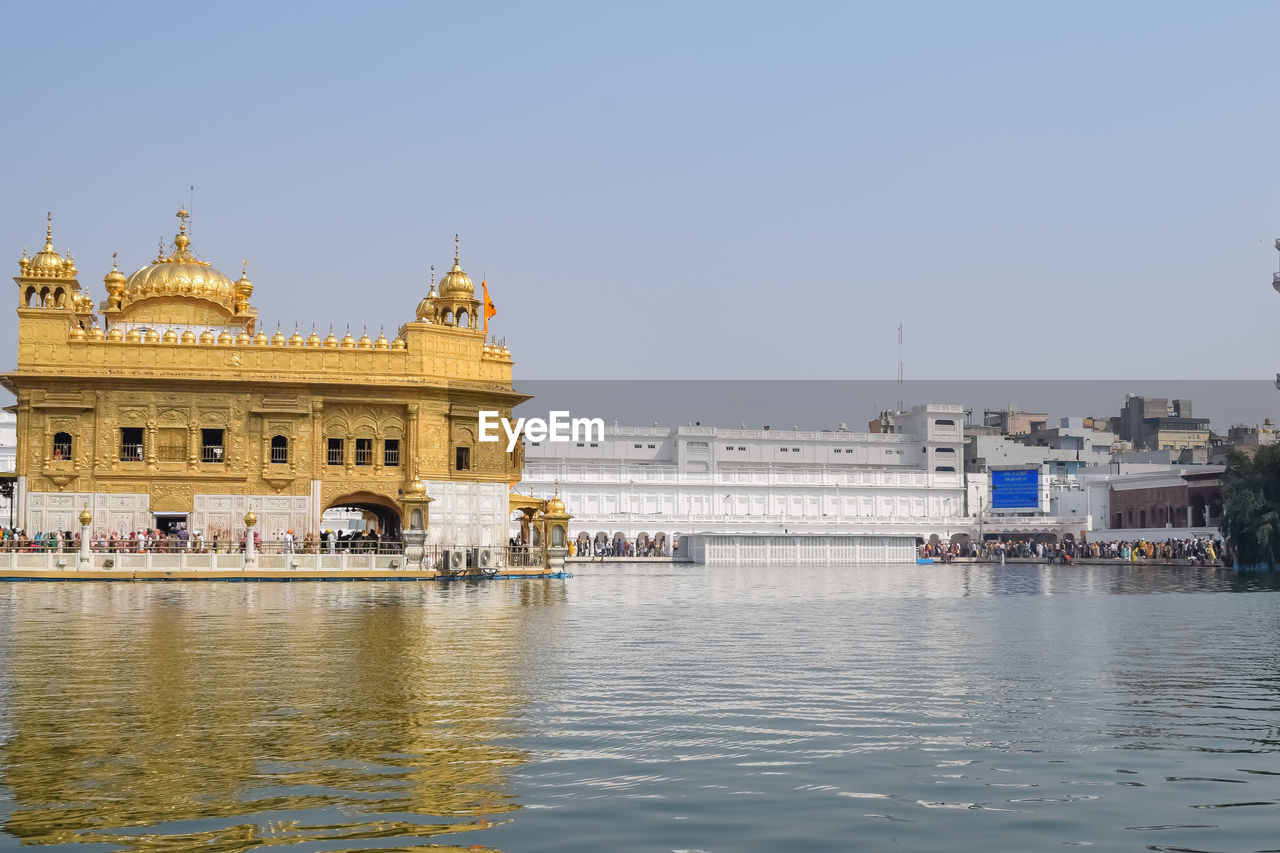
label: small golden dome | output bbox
[106,326,123,342]
[198,329,215,344]
[374,331,389,349]
[323,330,338,347]
[161,328,179,344]
[416,296,434,322]
[253,331,269,346]
[340,329,356,348]
[25,216,71,278]
[243,507,257,527]
[234,262,253,298]
[69,325,85,341]
[62,252,77,277]
[103,253,126,296]
[144,328,160,343]
[306,329,322,347]
[235,331,251,345]
[78,506,92,527]
[217,330,233,345]
[288,328,304,347]
[125,327,142,343]
[404,477,426,497]
[270,328,287,346]
[391,337,406,350]
[181,328,197,344]
[438,237,474,297]
[357,329,372,349]
[88,325,103,341]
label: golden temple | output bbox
[3,209,527,544]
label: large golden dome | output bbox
[123,210,235,302]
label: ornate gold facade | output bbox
[4,210,527,540]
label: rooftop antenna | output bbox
[896,322,904,413]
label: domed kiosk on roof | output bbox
[416,235,481,330]
[98,208,258,334]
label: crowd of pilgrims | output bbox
[0,527,400,554]
[921,535,1230,565]
[572,535,674,558]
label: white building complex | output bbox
[520,404,967,563]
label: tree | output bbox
[1222,444,1280,569]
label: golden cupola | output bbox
[14,214,95,321]
[415,265,437,322]
[99,208,258,333]
[20,215,75,279]
[419,235,481,331]
[103,253,126,303]
[438,237,474,298]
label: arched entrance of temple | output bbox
[323,491,402,541]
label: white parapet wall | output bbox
[680,533,917,565]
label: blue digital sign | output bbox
[991,469,1039,509]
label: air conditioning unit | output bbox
[442,549,465,572]
[477,547,495,569]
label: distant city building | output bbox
[1116,395,1210,452]
[1210,420,1277,463]
[982,407,1047,437]
[1107,467,1225,530]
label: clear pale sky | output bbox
[1,1,1276,381]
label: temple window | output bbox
[355,438,373,466]
[202,429,224,463]
[51,432,72,460]
[384,438,400,467]
[120,428,144,462]
[157,428,187,462]
[457,309,469,328]
[455,446,471,471]
[270,435,289,464]
[327,437,344,465]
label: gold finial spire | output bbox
[454,233,460,264]
[112,251,118,270]
[242,260,248,277]
[45,212,52,245]
[157,238,165,261]
[430,264,434,285]
[177,207,189,233]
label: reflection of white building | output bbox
[520,404,969,558]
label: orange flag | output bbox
[482,279,496,335]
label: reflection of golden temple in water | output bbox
[0,581,565,850]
